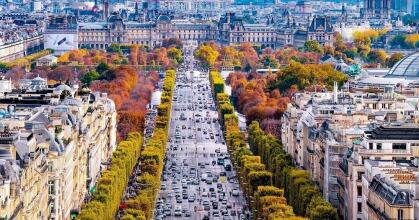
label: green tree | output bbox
[390,35,408,49]
[96,63,110,74]
[259,55,279,68]
[80,71,100,85]
[304,40,324,54]
[0,62,8,72]
[107,44,121,53]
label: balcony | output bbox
[358,148,409,155]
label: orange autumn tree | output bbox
[227,72,289,138]
[90,66,159,140]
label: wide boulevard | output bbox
[154,58,249,220]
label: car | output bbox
[174,207,182,216]
[188,195,195,202]
[160,184,166,190]
[230,210,237,216]
[202,215,210,220]
[184,210,191,217]
[232,189,240,197]
[164,208,171,216]
[211,192,217,198]
[212,202,218,209]
[204,205,211,211]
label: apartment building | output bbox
[0,77,117,220]
[0,13,45,61]
[282,83,419,220]
[362,160,419,220]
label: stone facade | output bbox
[45,13,335,52]
[0,78,117,220]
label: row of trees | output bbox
[58,43,182,70]
[77,132,144,220]
[78,69,175,220]
[390,33,419,49]
[194,42,322,72]
[209,70,303,220]
[89,64,160,140]
[194,34,406,73]
[120,69,176,220]
[248,122,338,219]
[0,49,52,71]
[303,30,406,68]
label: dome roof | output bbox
[157,15,170,23]
[54,84,73,92]
[386,52,419,78]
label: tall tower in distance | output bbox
[103,0,109,20]
[361,0,391,20]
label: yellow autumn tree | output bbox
[405,34,419,48]
[194,44,219,67]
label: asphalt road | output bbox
[154,70,248,220]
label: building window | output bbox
[361,157,369,165]
[48,181,55,195]
[397,209,404,220]
[357,186,362,197]
[357,202,362,213]
[377,143,382,150]
[369,142,373,149]
[393,143,406,150]
[357,172,364,181]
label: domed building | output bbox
[385,52,419,79]
[351,52,419,95]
